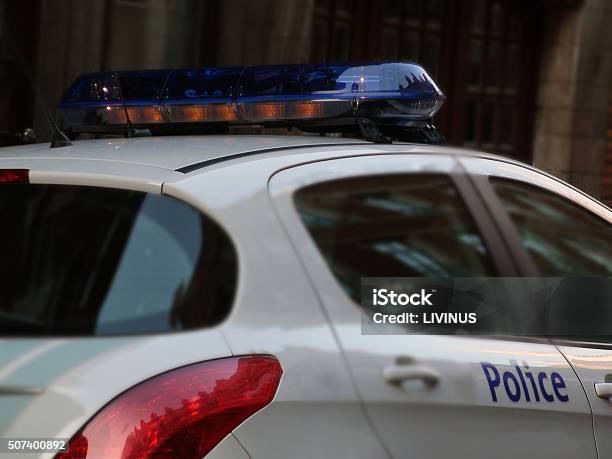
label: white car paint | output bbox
[268,154,598,459]
[554,345,612,459]
[0,135,610,458]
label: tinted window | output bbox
[294,174,496,301]
[492,178,612,276]
[0,184,237,336]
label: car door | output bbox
[269,153,596,459]
[459,156,612,458]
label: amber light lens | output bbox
[165,104,237,122]
[237,100,352,122]
[98,106,128,125]
[126,106,164,124]
[56,356,282,459]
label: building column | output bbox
[603,88,612,206]
[533,0,612,200]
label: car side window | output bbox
[293,174,496,302]
[0,184,238,336]
[491,178,612,276]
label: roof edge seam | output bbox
[176,142,368,173]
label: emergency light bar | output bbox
[57,62,445,141]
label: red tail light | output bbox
[0,169,29,183]
[56,356,282,459]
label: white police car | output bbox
[0,63,611,459]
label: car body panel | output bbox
[459,156,612,459]
[0,157,181,193]
[268,154,597,459]
[0,331,232,458]
[205,434,250,459]
[555,345,612,459]
[0,136,367,172]
[163,156,389,458]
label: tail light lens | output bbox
[56,355,282,459]
[0,169,29,183]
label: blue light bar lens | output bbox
[118,70,170,100]
[58,62,444,131]
[63,73,122,102]
[165,68,242,99]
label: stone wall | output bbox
[603,88,612,206]
[33,0,107,139]
[216,0,314,65]
[533,0,612,200]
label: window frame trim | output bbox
[460,156,612,347]
[459,156,612,278]
[268,153,520,319]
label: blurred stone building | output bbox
[1,0,611,203]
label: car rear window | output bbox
[0,184,237,336]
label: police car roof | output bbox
[0,134,513,173]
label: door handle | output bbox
[595,383,612,398]
[383,364,440,387]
